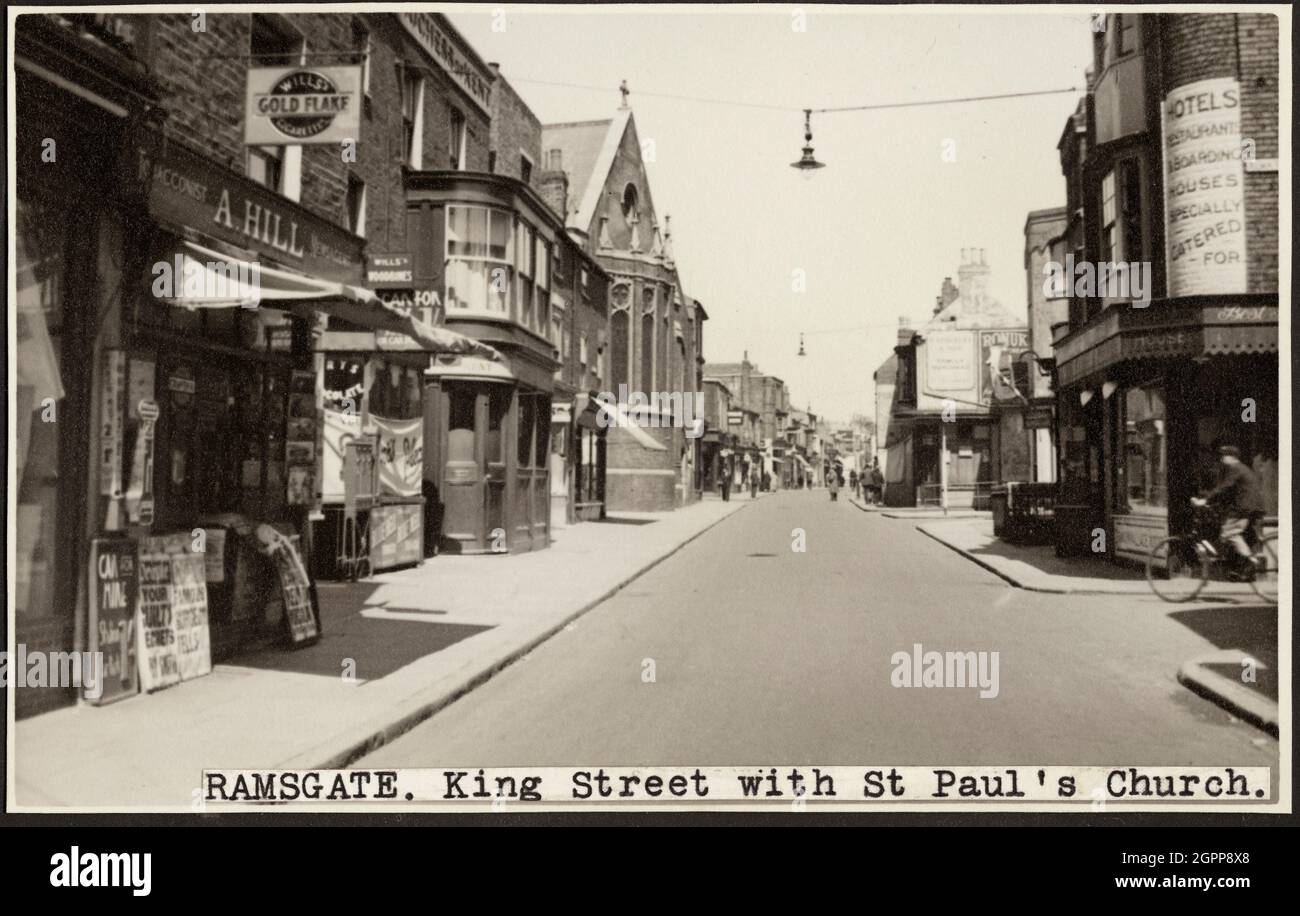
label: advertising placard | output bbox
[1161,77,1247,296]
[245,66,362,146]
[136,535,182,692]
[87,538,139,704]
[925,330,976,392]
[374,415,423,497]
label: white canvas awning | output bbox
[160,240,501,361]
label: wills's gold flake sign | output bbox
[245,66,362,146]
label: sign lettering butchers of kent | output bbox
[398,12,494,114]
[245,66,362,146]
[1161,77,1248,297]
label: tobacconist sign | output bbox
[138,136,364,285]
[245,66,362,146]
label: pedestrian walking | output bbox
[870,462,884,505]
[750,469,760,499]
[719,453,732,502]
[849,469,859,500]
[828,469,840,501]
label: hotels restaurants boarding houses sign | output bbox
[398,12,494,115]
[1160,77,1248,297]
[245,66,362,146]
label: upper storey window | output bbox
[446,205,513,315]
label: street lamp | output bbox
[790,109,825,179]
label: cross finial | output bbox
[619,79,629,108]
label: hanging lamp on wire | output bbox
[790,110,825,179]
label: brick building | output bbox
[1050,12,1279,562]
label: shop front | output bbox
[404,170,566,554]
[1053,299,1279,563]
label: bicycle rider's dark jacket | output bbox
[1205,462,1266,517]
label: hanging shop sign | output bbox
[367,253,413,288]
[398,12,493,114]
[139,137,364,284]
[374,415,423,497]
[1161,77,1248,297]
[87,538,139,705]
[245,66,362,146]
[256,525,320,646]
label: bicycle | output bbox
[1145,503,1277,604]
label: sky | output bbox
[448,5,1095,424]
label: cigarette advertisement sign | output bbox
[245,66,362,146]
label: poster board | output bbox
[374,415,423,497]
[87,538,139,704]
[256,525,320,646]
[136,533,213,691]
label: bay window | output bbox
[445,205,512,314]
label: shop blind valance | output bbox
[162,240,501,362]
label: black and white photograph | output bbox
[4,0,1292,880]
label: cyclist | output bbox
[1190,445,1266,581]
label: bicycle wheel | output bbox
[1147,537,1208,603]
[1250,534,1278,604]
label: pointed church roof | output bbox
[542,107,635,232]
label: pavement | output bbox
[361,489,1279,803]
[12,496,748,809]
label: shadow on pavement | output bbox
[226,578,492,680]
[1169,603,1278,702]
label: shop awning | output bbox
[1054,299,1277,387]
[163,240,502,362]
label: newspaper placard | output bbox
[87,538,139,704]
[136,536,181,691]
[172,551,212,682]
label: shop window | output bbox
[447,387,475,464]
[534,397,550,468]
[517,393,535,467]
[486,386,509,464]
[324,356,365,413]
[446,205,513,314]
[15,195,66,623]
[1118,381,1167,513]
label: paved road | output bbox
[359,489,1277,785]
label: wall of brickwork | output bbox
[490,68,542,188]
